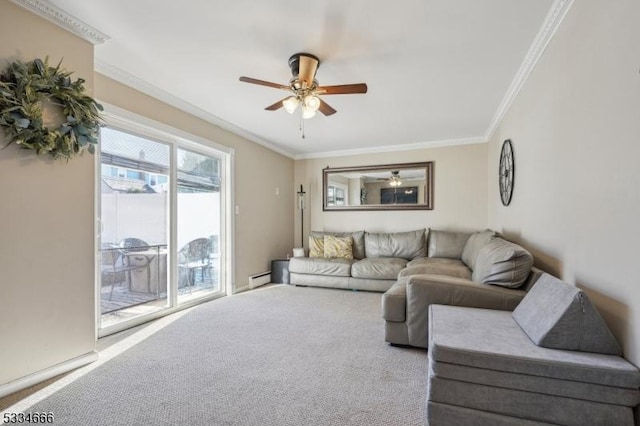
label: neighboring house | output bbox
[101,175,155,194]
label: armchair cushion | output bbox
[512,273,622,355]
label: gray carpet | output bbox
[28,285,428,425]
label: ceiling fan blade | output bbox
[317,83,368,95]
[264,98,288,111]
[318,99,337,116]
[298,55,319,87]
[239,76,289,91]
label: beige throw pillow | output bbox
[323,235,353,259]
[309,234,324,258]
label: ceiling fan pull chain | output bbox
[299,109,305,139]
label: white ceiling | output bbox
[45,0,557,158]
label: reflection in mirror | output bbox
[323,162,433,211]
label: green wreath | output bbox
[0,57,103,159]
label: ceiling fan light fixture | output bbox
[303,95,321,112]
[283,96,299,114]
[389,170,402,187]
[302,106,317,119]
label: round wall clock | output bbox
[499,139,514,206]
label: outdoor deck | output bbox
[100,268,219,327]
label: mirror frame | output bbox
[322,161,434,211]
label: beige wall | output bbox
[94,75,295,288]
[0,2,96,385]
[294,143,488,248]
[487,0,640,366]
[0,0,294,389]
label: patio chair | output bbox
[101,243,147,300]
[118,238,152,291]
[178,237,213,289]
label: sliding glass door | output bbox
[99,128,170,328]
[177,148,223,303]
[97,124,228,334]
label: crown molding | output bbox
[86,1,571,161]
[294,137,486,160]
[10,0,110,44]
[484,0,574,140]
[94,59,296,159]
[95,60,488,161]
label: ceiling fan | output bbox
[367,170,403,186]
[239,52,367,120]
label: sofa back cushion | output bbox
[309,231,365,259]
[461,229,497,268]
[513,273,622,355]
[428,229,471,259]
[471,238,533,288]
[364,229,426,260]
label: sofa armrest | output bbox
[406,274,527,312]
[382,278,408,322]
[404,274,527,348]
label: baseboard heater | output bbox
[248,271,271,289]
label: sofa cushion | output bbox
[364,229,426,260]
[406,257,461,268]
[512,273,622,355]
[461,229,497,268]
[323,235,353,259]
[428,230,471,259]
[400,258,472,280]
[471,238,533,288]
[351,258,407,280]
[288,257,353,277]
[309,231,365,259]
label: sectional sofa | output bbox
[290,228,539,348]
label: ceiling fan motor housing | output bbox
[288,53,320,85]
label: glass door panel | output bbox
[177,148,222,303]
[99,128,170,328]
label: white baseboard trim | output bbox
[233,285,250,294]
[0,351,98,399]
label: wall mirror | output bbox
[323,162,433,211]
